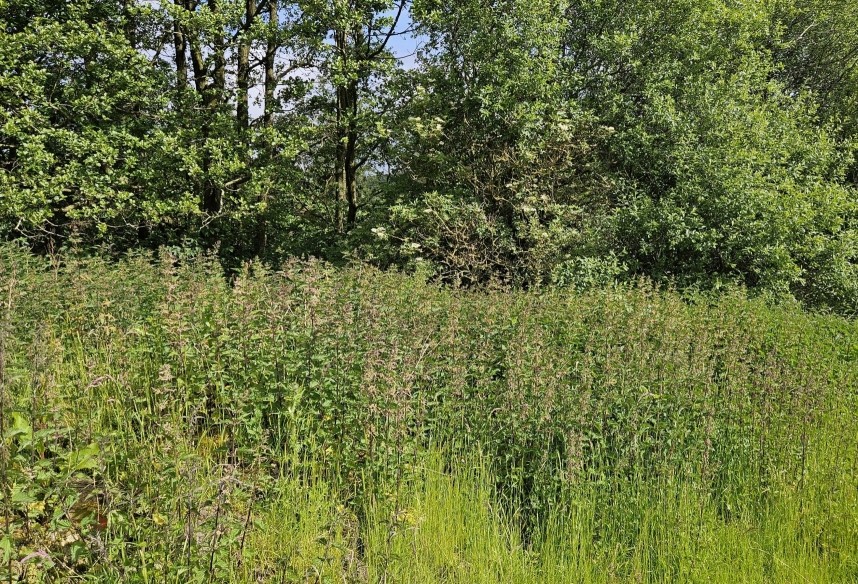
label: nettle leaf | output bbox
[65,443,101,473]
[6,411,32,441]
[10,484,38,505]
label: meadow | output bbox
[1,244,857,583]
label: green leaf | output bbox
[66,442,101,473]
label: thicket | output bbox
[2,244,857,581]
[2,0,858,312]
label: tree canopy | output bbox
[1,0,856,311]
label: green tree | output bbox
[0,0,189,249]
[377,0,612,285]
[164,0,315,259]
[774,0,858,184]
[563,0,858,310]
[296,0,411,234]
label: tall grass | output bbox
[1,244,856,582]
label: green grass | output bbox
[1,244,857,582]
[362,447,858,584]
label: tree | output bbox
[0,0,185,249]
[1,0,856,312]
[774,0,858,184]
[158,0,319,259]
[377,0,611,285]
[299,0,410,232]
[563,0,858,309]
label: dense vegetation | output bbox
[1,244,857,581]
[2,0,858,311]
[3,1,858,580]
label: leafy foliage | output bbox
[560,0,858,310]
[1,246,857,580]
[1,0,858,311]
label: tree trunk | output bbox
[254,0,278,257]
[188,30,209,95]
[172,0,188,89]
[335,29,346,232]
[210,0,227,104]
[199,0,226,216]
[334,29,359,231]
[236,0,256,129]
[188,32,219,215]
[122,0,136,49]
[263,0,277,128]
[345,78,359,226]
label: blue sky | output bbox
[385,6,422,69]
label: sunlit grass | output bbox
[1,244,856,582]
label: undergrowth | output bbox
[1,244,856,582]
